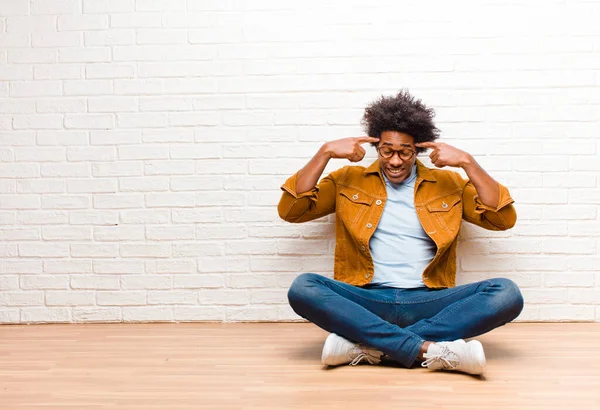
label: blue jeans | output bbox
[288,273,524,368]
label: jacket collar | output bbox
[363,159,437,182]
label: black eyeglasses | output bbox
[376,147,416,161]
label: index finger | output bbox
[415,142,439,149]
[356,136,380,144]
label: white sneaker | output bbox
[421,339,486,375]
[321,333,383,366]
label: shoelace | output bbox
[348,347,380,366]
[421,345,459,370]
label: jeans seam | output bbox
[408,290,484,336]
[394,286,476,305]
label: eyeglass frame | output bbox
[376,146,417,161]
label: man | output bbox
[277,90,523,376]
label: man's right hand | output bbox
[323,136,380,162]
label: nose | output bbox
[389,153,403,167]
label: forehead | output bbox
[379,131,415,147]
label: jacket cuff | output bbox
[473,182,514,214]
[280,173,318,199]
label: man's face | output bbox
[377,131,417,184]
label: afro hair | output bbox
[361,89,440,153]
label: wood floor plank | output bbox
[1,323,599,409]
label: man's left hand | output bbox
[415,142,473,169]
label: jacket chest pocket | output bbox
[338,188,375,227]
[425,192,462,232]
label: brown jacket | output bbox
[277,159,516,288]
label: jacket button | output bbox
[375,200,382,205]
[360,245,366,251]
[365,273,371,279]
[366,223,372,229]
[352,194,359,200]
[442,202,448,209]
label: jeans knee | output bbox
[490,278,524,320]
[287,273,321,310]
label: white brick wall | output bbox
[0,0,599,324]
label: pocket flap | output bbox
[339,188,374,205]
[425,193,461,212]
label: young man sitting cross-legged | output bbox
[277,90,523,376]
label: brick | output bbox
[144,160,194,176]
[119,209,169,224]
[173,274,224,289]
[71,275,119,290]
[170,176,222,191]
[13,114,64,130]
[18,211,68,225]
[172,242,222,257]
[86,63,135,79]
[143,129,194,143]
[73,308,121,322]
[91,130,141,145]
[21,276,69,290]
[146,260,195,274]
[136,0,186,12]
[71,243,119,258]
[67,178,117,193]
[170,144,220,159]
[84,0,134,14]
[0,276,19,291]
[148,227,195,241]
[42,226,91,241]
[0,164,40,178]
[148,290,197,305]
[32,31,81,47]
[0,228,41,241]
[0,291,44,306]
[121,275,171,290]
[31,0,81,15]
[123,307,172,322]
[65,114,114,129]
[94,226,145,241]
[59,47,110,63]
[92,162,142,177]
[137,29,187,44]
[88,97,138,113]
[84,30,135,46]
[44,260,92,274]
[0,309,19,323]
[41,163,90,178]
[36,99,87,113]
[58,15,109,31]
[18,243,69,258]
[118,145,168,160]
[93,194,144,209]
[226,306,279,322]
[64,80,114,97]
[97,291,146,306]
[120,244,170,258]
[21,308,71,323]
[198,289,249,306]
[145,193,195,208]
[110,13,161,28]
[7,16,56,32]
[69,210,118,225]
[119,177,169,192]
[172,209,222,223]
[92,260,145,274]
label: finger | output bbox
[356,145,366,157]
[356,136,380,144]
[430,152,440,163]
[415,142,438,149]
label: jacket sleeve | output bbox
[277,167,345,223]
[457,173,517,231]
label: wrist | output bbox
[460,153,475,169]
[320,143,333,160]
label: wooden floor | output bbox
[1,323,599,409]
